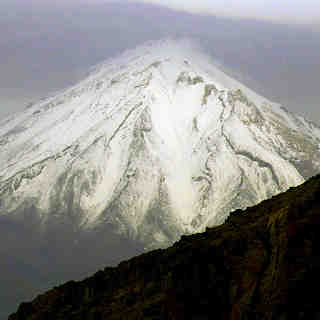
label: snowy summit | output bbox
[1,39,320,248]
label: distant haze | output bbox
[0,1,319,123]
[132,0,320,25]
[19,0,319,25]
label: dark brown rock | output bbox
[9,175,320,320]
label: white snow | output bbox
[0,39,317,247]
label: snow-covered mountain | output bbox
[1,39,320,248]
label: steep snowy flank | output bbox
[0,39,319,248]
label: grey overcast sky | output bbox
[3,0,320,25]
[131,0,320,25]
[0,1,319,123]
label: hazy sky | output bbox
[3,0,320,25]
[0,1,319,123]
[132,0,320,25]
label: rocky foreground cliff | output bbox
[10,174,320,319]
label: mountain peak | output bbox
[0,39,320,249]
[2,40,320,318]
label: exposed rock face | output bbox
[10,174,320,320]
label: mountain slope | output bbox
[2,39,320,319]
[10,174,320,320]
[1,39,319,249]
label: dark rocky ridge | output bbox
[9,174,320,320]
